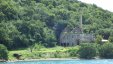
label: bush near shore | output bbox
[99,43,113,59]
[78,43,113,59]
[0,44,8,60]
[78,43,97,59]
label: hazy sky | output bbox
[79,0,113,12]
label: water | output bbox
[0,59,113,64]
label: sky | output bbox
[79,0,113,12]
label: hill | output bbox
[0,0,113,49]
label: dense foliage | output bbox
[0,44,8,60]
[0,0,113,49]
[99,43,113,59]
[67,48,79,57]
[78,43,97,59]
[95,35,103,44]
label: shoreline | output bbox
[8,58,79,62]
[7,57,104,62]
[5,58,113,62]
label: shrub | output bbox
[33,43,44,51]
[54,51,61,58]
[99,43,113,58]
[67,48,79,57]
[95,35,102,44]
[108,36,113,42]
[29,43,44,52]
[0,44,8,60]
[78,43,97,59]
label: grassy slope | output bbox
[8,46,79,60]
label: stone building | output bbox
[60,15,95,46]
[60,30,95,46]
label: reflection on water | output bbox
[0,59,113,64]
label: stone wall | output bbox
[60,33,95,46]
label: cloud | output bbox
[79,0,113,12]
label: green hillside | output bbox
[0,0,113,50]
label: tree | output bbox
[0,44,8,60]
[108,32,113,42]
[99,43,113,59]
[43,27,57,47]
[78,43,97,59]
[95,35,102,44]
[0,0,18,21]
[109,36,113,42]
[0,22,20,49]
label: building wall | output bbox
[60,33,95,46]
